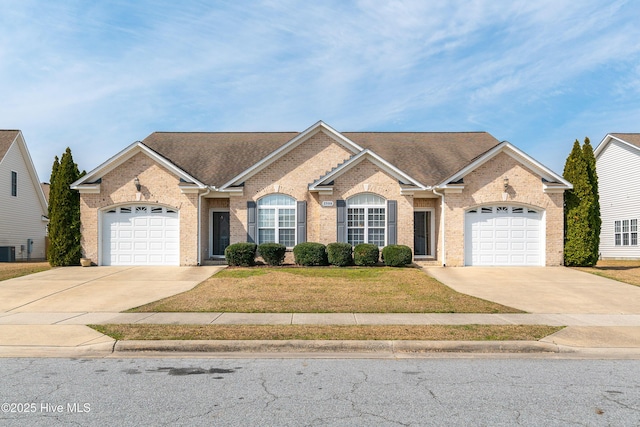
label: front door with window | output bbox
[212,211,230,256]
[414,211,431,257]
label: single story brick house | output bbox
[71,121,571,267]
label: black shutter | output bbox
[336,199,347,243]
[296,201,307,244]
[247,201,257,243]
[387,200,397,245]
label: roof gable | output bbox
[219,121,363,189]
[71,141,206,190]
[0,130,20,161]
[438,141,572,190]
[595,133,640,158]
[309,149,427,191]
[0,130,48,212]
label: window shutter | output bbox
[387,200,397,245]
[247,201,257,243]
[296,201,307,244]
[336,199,347,243]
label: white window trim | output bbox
[347,194,387,247]
[257,195,297,247]
[414,208,435,259]
[615,219,638,246]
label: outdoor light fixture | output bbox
[134,176,141,192]
[503,176,509,191]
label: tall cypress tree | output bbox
[48,148,83,266]
[563,140,596,266]
[582,137,601,264]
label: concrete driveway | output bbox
[423,266,640,314]
[0,266,223,313]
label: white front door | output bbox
[465,206,544,266]
[102,205,179,266]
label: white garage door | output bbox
[465,206,543,266]
[102,205,179,266]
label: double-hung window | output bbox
[257,194,296,247]
[347,194,386,246]
[615,219,638,246]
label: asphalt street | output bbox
[1,358,639,426]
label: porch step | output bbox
[202,259,228,266]
[413,260,440,267]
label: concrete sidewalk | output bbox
[1,311,639,358]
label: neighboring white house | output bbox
[0,130,48,261]
[594,133,640,259]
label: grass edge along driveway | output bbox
[128,266,523,314]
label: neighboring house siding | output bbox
[597,140,640,259]
[80,152,199,265]
[0,141,47,260]
[444,152,564,267]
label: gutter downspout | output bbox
[197,187,212,266]
[432,187,446,267]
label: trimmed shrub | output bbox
[382,245,413,267]
[293,242,328,266]
[353,243,379,266]
[258,243,286,266]
[225,242,257,266]
[327,242,353,267]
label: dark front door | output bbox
[213,211,230,256]
[414,211,431,257]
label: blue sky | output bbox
[2,0,639,182]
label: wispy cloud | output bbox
[1,0,640,179]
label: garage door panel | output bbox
[465,206,543,266]
[102,205,179,266]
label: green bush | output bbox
[353,243,379,266]
[382,245,413,267]
[293,242,328,266]
[258,243,286,266]
[224,242,257,266]
[327,242,353,267]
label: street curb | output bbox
[113,339,565,354]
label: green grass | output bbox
[91,324,562,341]
[129,266,523,314]
[0,262,50,281]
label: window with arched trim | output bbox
[257,194,296,247]
[347,193,386,246]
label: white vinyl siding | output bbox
[0,138,48,260]
[597,139,640,258]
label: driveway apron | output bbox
[0,266,222,313]
[423,266,640,314]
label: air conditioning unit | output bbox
[0,246,16,262]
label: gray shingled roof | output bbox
[142,131,501,188]
[0,130,19,160]
[611,133,640,149]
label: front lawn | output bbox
[0,262,50,281]
[91,324,561,341]
[573,260,640,287]
[129,267,522,313]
